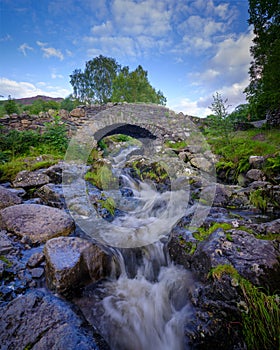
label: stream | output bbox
[79,144,194,350]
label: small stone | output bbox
[27,252,45,268]
[30,267,44,278]
[249,155,265,169]
[246,169,265,181]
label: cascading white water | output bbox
[86,144,194,350]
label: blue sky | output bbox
[0,0,253,117]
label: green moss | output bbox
[193,222,232,241]
[178,235,197,255]
[85,165,118,190]
[165,140,188,150]
[208,264,280,350]
[0,255,13,268]
[208,264,239,280]
[98,196,116,216]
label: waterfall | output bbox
[85,144,194,350]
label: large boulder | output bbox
[191,228,280,292]
[0,289,108,350]
[12,170,50,188]
[44,237,111,294]
[0,185,22,209]
[0,204,74,243]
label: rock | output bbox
[0,230,14,254]
[0,185,22,209]
[249,155,265,169]
[0,204,74,243]
[70,107,86,118]
[30,267,44,278]
[43,162,67,183]
[59,109,69,119]
[246,168,265,181]
[44,237,111,294]
[27,252,45,268]
[12,170,50,188]
[190,156,213,173]
[191,229,280,292]
[36,183,65,208]
[0,289,106,350]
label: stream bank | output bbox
[0,137,279,350]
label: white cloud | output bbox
[18,43,34,56]
[36,41,64,60]
[51,73,64,79]
[0,77,70,99]
[84,0,172,57]
[169,97,211,118]
[0,34,12,42]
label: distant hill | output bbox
[10,95,64,105]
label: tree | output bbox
[70,55,120,103]
[111,65,166,105]
[208,92,233,144]
[245,0,280,120]
[4,95,19,115]
[70,56,166,105]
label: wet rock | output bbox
[0,289,105,350]
[27,252,45,268]
[44,237,111,294]
[0,185,22,209]
[246,168,265,181]
[186,276,245,350]
[36,183,65,208]
[43,162,67,184]
[191,229,280,292]
[30,267,44,278]
[249,155,265,169]
[0,204,74,243]
[0,230,14,254]
[12,170,50,188]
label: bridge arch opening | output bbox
[94,123,157,143]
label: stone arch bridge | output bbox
[73,103,203,155]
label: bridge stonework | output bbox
[81,103,196,149]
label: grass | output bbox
[205,128,280,180]
[208,264,280,350]
[0,154,61,182]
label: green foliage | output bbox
[70,55,166,105]
[70,55,120,103]
[84,165,118,190]
[23,99,60,115]
[245,0,280,120]
[208,92,234,144]
[0,155,60,181]
[240,279,279,350]
[4,95,20,114]
[209,264,280,350]
[60,95,81,111]
[229,104,252,122]
[111,65,166,105]
[42,114,68,153]
[249,189,268,212]
[206,128,280,181]
[98,196,116,216]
